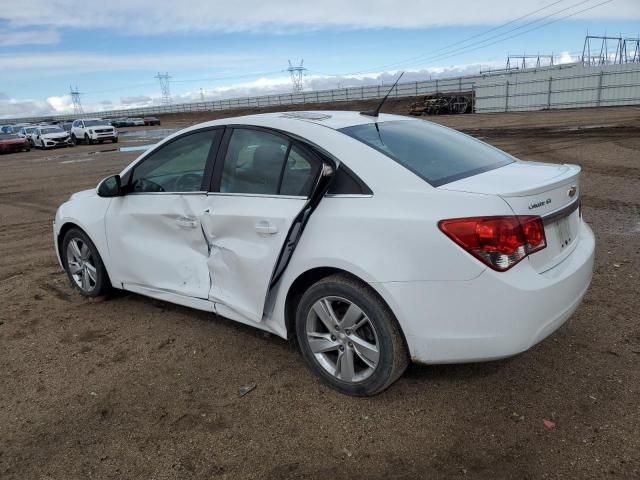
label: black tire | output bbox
[295,274,408,396]
[61,228,111,297]
[71,134,77,145]
[112,137,118,143]
[85,134,93,145]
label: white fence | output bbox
[3,63,640,123]
[474,63,640,112]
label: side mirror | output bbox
[97,174,123,197]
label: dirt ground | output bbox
[1,101,639,479]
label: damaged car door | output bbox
[105,128,223,299]
[202,127,328,323]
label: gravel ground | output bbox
[1,102,639,479]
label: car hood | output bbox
[70,188,97,201]
[42,132,70,139]
[0,137,27,144]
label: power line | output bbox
[341,0,574,76]
[356,0,612,75]
[314,0,600,78]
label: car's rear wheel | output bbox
[295,274,408,396]
[62,228,110,297]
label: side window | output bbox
[280,146,319,196]
[219,129,318,196]
[130,129,221,193]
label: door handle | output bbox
[255,221,278,235]
[176,216,198,229]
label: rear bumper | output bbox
[373,221,595,364]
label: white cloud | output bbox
[0,52,258,74]
[0,94,66,118]
[0,29,59,46]
[2,0,638,35]
[120,95,153,105]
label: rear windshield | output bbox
[339,120,513,187]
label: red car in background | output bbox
[0,134,30,154]
[143,116,161,126]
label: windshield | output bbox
[339,120,513,187]
[41,128,64,134]
[84,120,105,127]
[25,127,35,133]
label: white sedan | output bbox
[33,126,74,149]
[53,111,594,396]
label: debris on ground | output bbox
[543,419,556,430]
[239,383,257,397]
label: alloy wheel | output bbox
[305,296,380,382]
[66,237,97,293]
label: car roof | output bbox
[197,110,415,131]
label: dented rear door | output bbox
[201,127,329,324]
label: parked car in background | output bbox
[71,119,118,144]
[143,116,161,126]
[0,133,30,153]
[130,118,145,126]
[16,126,37,146]
[33,126,74,149]
[0,125,15,134]
[61,122,73,132]
[53,111,595,396]
[109,118,132,128]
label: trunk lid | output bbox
[441,161,581,273]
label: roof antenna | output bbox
[360,71,404,117]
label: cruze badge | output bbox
[567,186,577,197]
[528,198,551,210]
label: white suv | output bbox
[71,119,118,145]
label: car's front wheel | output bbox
[71,134,77,145]
[61,228,111,297]
[296,274,408,396]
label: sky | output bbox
[1,0,639,119]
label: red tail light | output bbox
[438,215,546,271]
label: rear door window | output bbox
[340,120,513,187]
[218,129,319,196]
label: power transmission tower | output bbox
[506,54,554,70]
[69,86,84,116]
[287,60,306,93]
[155,72,172,104]
[580,35,636,65]
[621,37,640,63]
